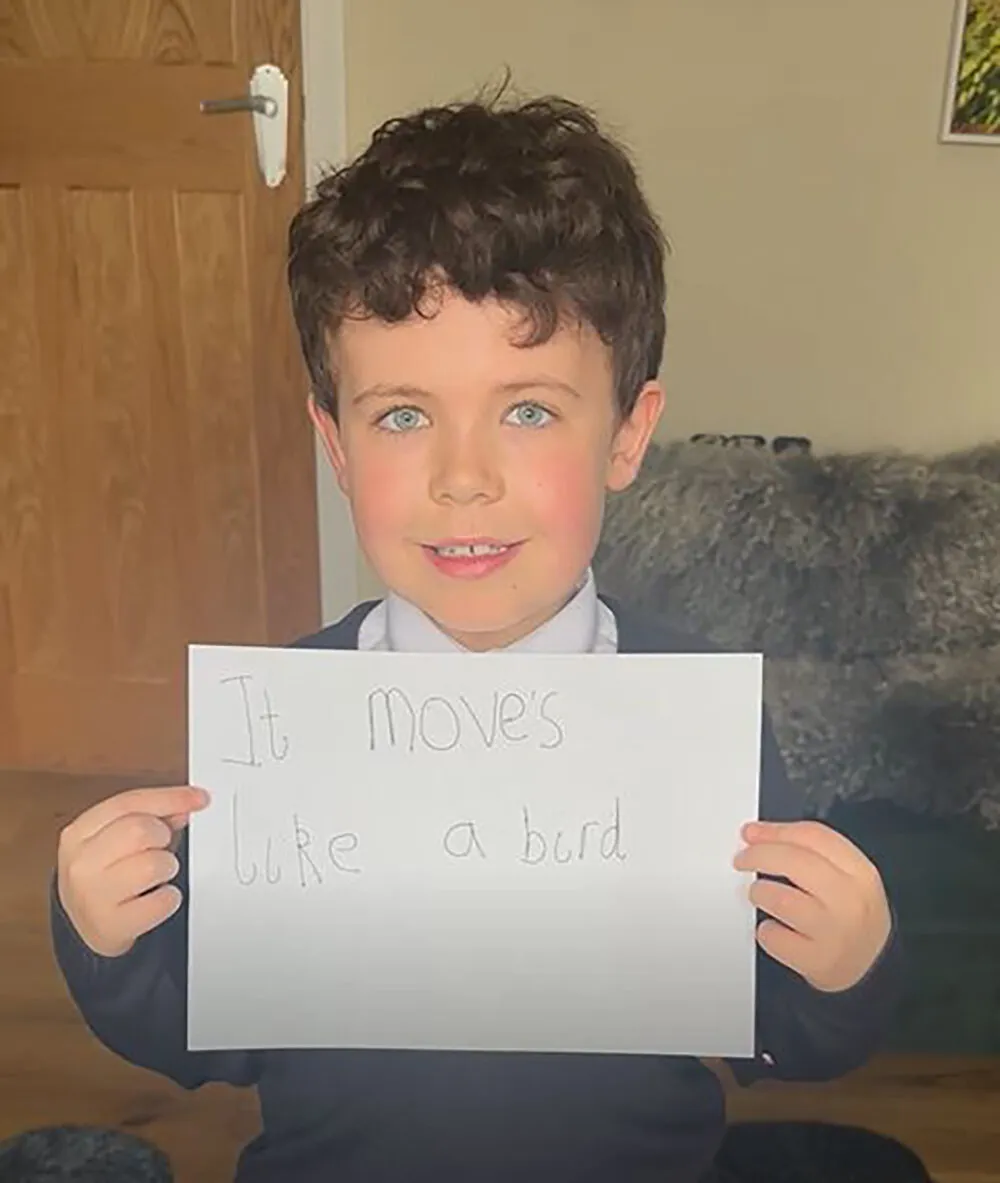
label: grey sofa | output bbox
[593,438,1000,1055]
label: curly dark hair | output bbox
[287,87,668,421]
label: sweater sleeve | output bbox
[727,710,905,1085]
[49,828,262,1091]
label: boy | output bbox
[51,92,902,1183]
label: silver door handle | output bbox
[199,63,288,189]
[201,94,277,117]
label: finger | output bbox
[755,917,821,978]
[80,812,176,876]
[116,884,184,943]
[103,848,181,905]
[734,841,845,902]
[165,815,190,853]
[742,819,870,879]
[61,786,210,849]
[749,877,828,938]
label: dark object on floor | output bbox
[0,1125,173,1181]
[713,1122,934,1182]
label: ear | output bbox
[605,381,665,492]
[308,394,350,495]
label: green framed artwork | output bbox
[941,0,1000,142]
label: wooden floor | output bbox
[2,771,998,1183]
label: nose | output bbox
[428,425,505,506]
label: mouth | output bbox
[425,539,516,558]
[421,538,524,578]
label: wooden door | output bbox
[0,0,321,777]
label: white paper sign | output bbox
[186,646,763,1058]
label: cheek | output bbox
[342,445,416,538]
[521,447,605,540]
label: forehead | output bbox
[331,288,612,395]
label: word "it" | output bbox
[220,674,290,768]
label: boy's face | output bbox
[310,286,664,650]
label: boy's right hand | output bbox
[56,786,210,958]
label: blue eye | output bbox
[378,406,427,432]
[507,402,553,428]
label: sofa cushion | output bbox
[595,440,1000,663]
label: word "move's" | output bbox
[367,686,566,753]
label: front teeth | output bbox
[435,544,509,557]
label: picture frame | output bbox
[940,0,1000,144]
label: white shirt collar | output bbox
[357,568,618,654]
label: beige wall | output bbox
[341,0,999,459]
[303,0,360,621]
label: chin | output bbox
[429,602,531,637]
[421,592,567,649]
[372,549,589,645]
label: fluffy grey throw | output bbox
[593,440,1000,829]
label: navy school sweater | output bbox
[50,596,903,1183]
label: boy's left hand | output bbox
[734,819,892,994]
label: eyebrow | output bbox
[352,378,581,405]
[495,379,581,400]
[351,383,430,406]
